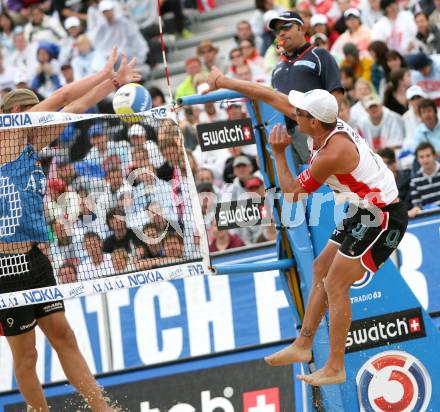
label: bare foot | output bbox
[297,366,346,386]
[264,343,312,366]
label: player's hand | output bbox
[205,66,224,93]
[114,52,142,85]
[269,124,291,154]
[103,46,118,78]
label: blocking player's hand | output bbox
[269,124,291,154]
[205,66,223,93]
[114,52,142,85]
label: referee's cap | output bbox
[1,88,39,112]
[288,89,338,124]
[267,11,304,31]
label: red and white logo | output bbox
[243,388,280,412]
[356,350,431,412]
[243,126,252,141]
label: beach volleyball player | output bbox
[0,48,140,411]
[206,69,408,386]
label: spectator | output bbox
[408,142,440,217]
[61,62,74,83]
[7,28,35,82]
[403,85,427,146]
[267,11,343,167]
[103,207,141,253]
[332,0,351,35]
[0,11,16,55]
[111,248,135,274]
[197,40,227,73]
[383,68,412,115]
[162,231,184,259]
[377,147,411,208]
[406,53,440,106]
[339,96,359,129]
[0,50,15,90]
[411,11,440,54]
[429,0,440,28]
[127,124,165,169]
[340,42,373,82]
[331,8,372,62]
[359,0,383,28]
[234,62,268,83]
[58,263,78,284]
[256,224,277,243]
[371,0,416,54]
[358,94,405,150]
[90,0,149,64]
[413,99,440,152]
[350,78,376,120]
[71,34,105,80]
[209,221,245,252]
[50,220,81,271]
[310,33,328,50]
[59,16,83,62]
[385,49,407,74]
[101,165,131,210]
[240,38,265,71]
[339,66,356,104]
[149,86,166,107]
[234,20,263,54]
[368,40,389,93]
[310,14,338,49]
[31,42,63,98]
[85,123,131,171]
[78,232,113,280]
[224,155,255,199]
[227,47,266,81]
[175,57,203,99]
[24,5,66,46]
[53,0,88,23]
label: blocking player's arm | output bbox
[29,54,141,151]
[206,67,294,120]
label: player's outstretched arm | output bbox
[206,67,294,119]
[30,46,119,112]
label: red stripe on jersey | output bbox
[0,321,4,336]
[335,173,387,207]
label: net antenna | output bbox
[0,110,210,310]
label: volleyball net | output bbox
[0,108,211,309]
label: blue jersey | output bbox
[0,144,48,243]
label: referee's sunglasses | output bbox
[272,22,295,35]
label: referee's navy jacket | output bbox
[271,42,342,129]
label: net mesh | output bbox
[0,110,209,307]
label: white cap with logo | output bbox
[288,89,338,123]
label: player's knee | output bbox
[15,347,38,372]
[323,276,341,298]
[312,258,328,282]
[51,325,78,352]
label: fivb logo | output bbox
[357,350,432,412]
[346,308,426,353]
[196,118,255,151]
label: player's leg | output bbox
[37,311,114,411]
[265,241,339,366]
[297,253,364,386]
[6,329,49,412]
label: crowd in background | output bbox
[1,0,440,279]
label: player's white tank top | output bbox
[309,119,398,208]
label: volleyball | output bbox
[112,83,152,115]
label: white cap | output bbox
[128,124,146,138]
[13,71,28,85]
[344,8,361,19]
[311,32,328,44]
[288,89,338,123]
[310,14,328,26]
[64,16,80,30]
[99,0,114,12]
[406,85,426,100]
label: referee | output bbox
[268,11,343,166]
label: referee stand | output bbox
[180,90,440,412]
